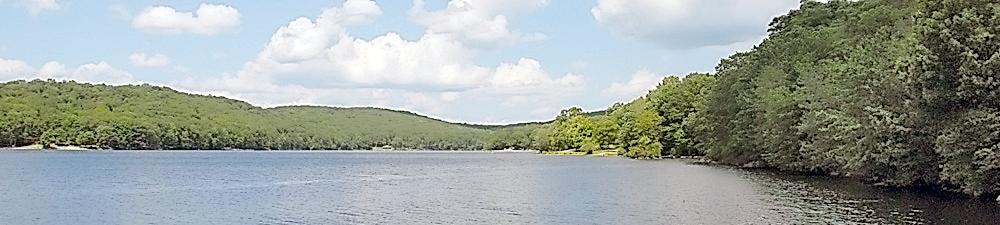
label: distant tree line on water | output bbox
[0,81,489,150]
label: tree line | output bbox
[517,0,998,197]
[0,80,489,150]
[486,73,715,159]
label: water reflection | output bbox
[0,151,995,225]
[742,169,1000,225]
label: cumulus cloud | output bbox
[0,58,34,77]
[602,70,664,101]
[132,3,241,35]
[175,0,582,122]
[259,0,382,63]
[239,0,578,93]
[15,0,60,15]
[483,58,584,97]
[0,58,135,85]
[410,0,548,46]
[592,0,797,49]
[128,53,172,67]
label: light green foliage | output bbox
[647,73,717,157]
[533,107,619,154]
[611,100,664,159]
[530,124,554,151]
[528,99,665,159]
[591,116,620,150]
[519,72,716,159]
[0,80,489,150]
[548,107,596,151]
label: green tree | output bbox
[612,100,664,159]
[910,0,1000,196]
[646,73,717,157]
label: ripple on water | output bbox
[744,173,889,224]
[0,152,997,225]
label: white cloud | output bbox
[132,3,241,35]
[410,0,548,46]
[592,0,797,49]
[483,58,584,97]
[17,0,60,15]
[174,0,582,122]
[243,0,577,93]
[603,70,664,101]
[260,0,382,63]
[128,53,172,67]
[250,1,481,89]
[0,58,35,79]
[0,57,136,85]
[42,62,135,84]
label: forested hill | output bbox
[462,110,605,131]
[0,80,489,150]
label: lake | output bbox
[0,151,996,224]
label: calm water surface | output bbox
[0,151,996,224]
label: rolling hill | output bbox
[0,80,492,150]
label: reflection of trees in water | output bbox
[738,170,926,225]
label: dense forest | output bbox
[514,0,999,197]
[0,80,494,150]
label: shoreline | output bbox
[0,144,96,151]
[688,157,1000,203]
[541,149,620,157]
[0,148,539,153]
[2,147,995,202]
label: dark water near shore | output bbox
[0,151,996,224]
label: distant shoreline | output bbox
[0,148,537,153]
[0,144,95,151]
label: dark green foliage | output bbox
[910,0,1000,196]
[484,124,542,150]
[0,80,489,150]
[936,109,1000,196]
[700,0,998,196]
[523,0,999,197]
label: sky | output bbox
[0,0,803,124]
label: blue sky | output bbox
[0,0,802,123]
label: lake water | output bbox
[0,151,996,225]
